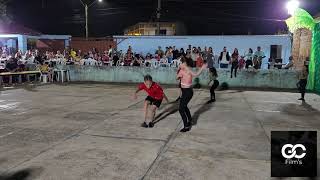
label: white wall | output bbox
[114,35,292,64]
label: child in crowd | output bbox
[208,67,219,103]
[133,75,169,128]
[38,61,53,82]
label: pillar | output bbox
[17,35,28,53]
[292,28,312,69]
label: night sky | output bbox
[7,0,320,37]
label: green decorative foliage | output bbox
[286,8,315,33]
[312,23,320,93]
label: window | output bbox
[270,45,282,59]
[159,29,167,35]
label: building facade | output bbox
[124,22,182,36]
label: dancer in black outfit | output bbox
[208,67,219,103]
[230,48,239,78]
[297,65,308,101]
[177,57,207,132]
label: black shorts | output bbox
[145,96,162,108]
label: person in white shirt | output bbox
[56,50,64,59]
[218,47,230,69]
[253,46,266,69]
[191,47,198,67]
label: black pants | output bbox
[246,60,253,69]
[231,62,238,77]
[297,79,307,98]
[179,88,193,128]
[210,80,219,100]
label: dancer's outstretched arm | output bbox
[188,64,207,77]
[133,88,141,100]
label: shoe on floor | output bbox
[298,98,305,101]
[141,122,148,128]
[207,99,216,104]
[149,122,154,128]
[180,127,191,133]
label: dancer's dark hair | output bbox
[144,74,153,81]
[209,67,218,77]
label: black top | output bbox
[6,61,18,72]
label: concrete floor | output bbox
[0,84,320,180]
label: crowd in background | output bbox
[0,43,294,76]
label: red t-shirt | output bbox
[138,82,164,100]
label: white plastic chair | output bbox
[170,59,180,67]
[151,60,159,68]
[40,74,48,83]
[116,60,121,66]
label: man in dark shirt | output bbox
[5,58,18,72]
[172,46,179,60]
[112,53,120,66]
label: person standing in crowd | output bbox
[165,47,169,55]
[172,46,179,60]
[197,47,202,55]
[218,47,230,69]
[188,45,192,51]
[208,67,219,103]
[230,48,239,78]
[245,48,254,69]
[253,46,266,69]
[177,57,207,132]
[34,49,42,64]
[166,47,174,64]
[155,46,164,58]
[133,75,169,128]
[203,47,208,57]
[205,47,214,69]
[297,65,308,101]
[179,48,185,58]
[196,52,204,68]
[112,53,120,66]
[191,47,198,67]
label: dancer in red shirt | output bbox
[133,75,169,128]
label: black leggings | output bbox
[297,79,307,98]
[210,80,219,100]
[179,88,193,128]
[231,62,238,77]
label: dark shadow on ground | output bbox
[191,101,214,126]
[281,101,320,116]
[0,167,43,180]
[225,90,243,93]
[153,101,179,124]
[301,101,320,113]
